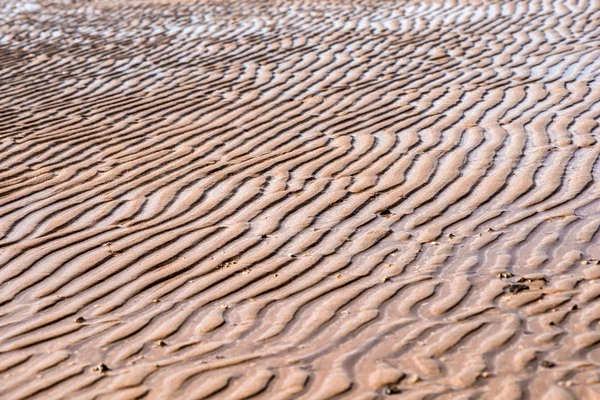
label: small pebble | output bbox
[93,363,109,373]
[497,272,513,280]
[505,284,529,294]
[384,385,402,395]
[540,361,556,368]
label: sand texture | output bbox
[1,0,600,398]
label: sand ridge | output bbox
[0,0,600,398]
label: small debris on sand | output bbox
[93,364,109,373]
[540,361,556,368]
[384,385,402,395]
[497,272,514,280]
[505,284,529,294]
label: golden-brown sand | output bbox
[0,0,600,398]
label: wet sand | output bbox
[1,0,600,398]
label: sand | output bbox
[0,0,600,398]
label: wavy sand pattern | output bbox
[1,0,600,398]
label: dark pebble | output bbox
[93,363,109,373]
[540,361,556,368]
[497,272,513,280]
[505,284,529,294]
[385,385,402,395]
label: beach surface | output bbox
[1,0,600,398]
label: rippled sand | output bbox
[1,0,600,398]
